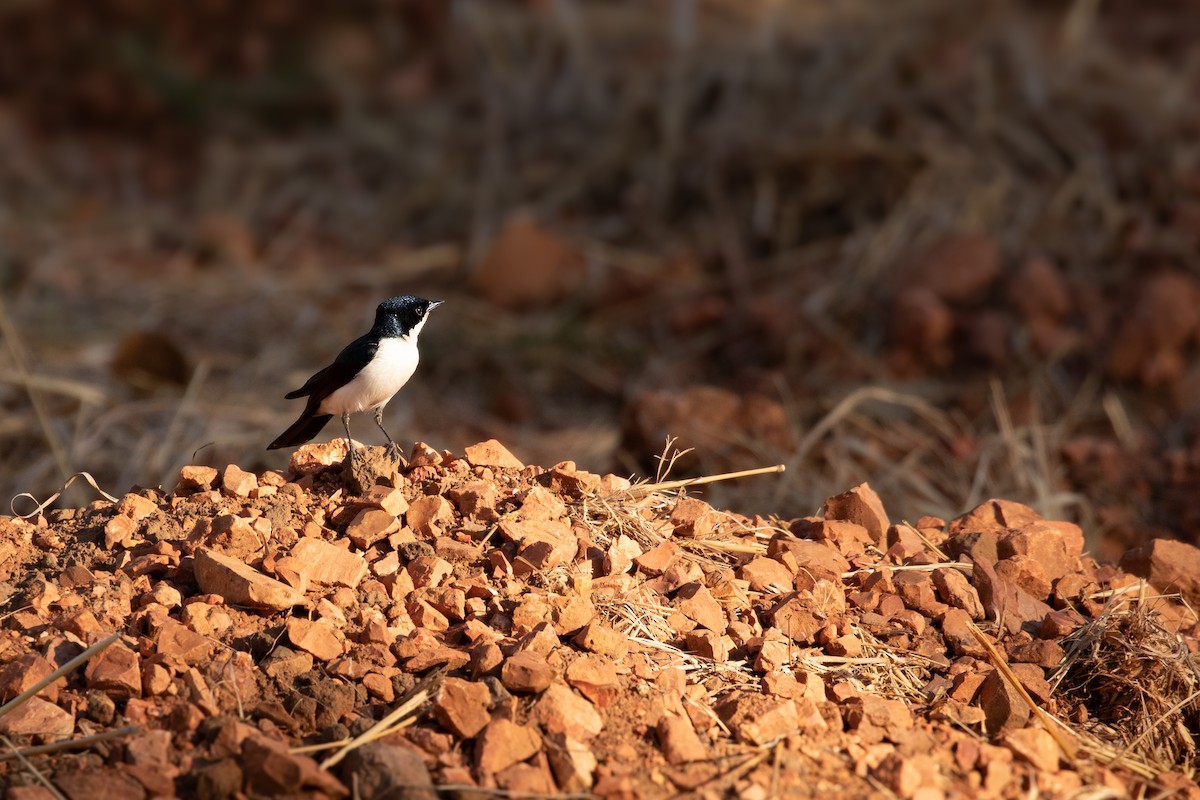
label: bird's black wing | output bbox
[283,334,378,401]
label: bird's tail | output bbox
[267,412,333,450]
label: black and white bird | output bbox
[268,295,442,460]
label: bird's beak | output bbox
[429,300,444,310]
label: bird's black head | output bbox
[374,295,442,338]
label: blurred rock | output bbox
[472,214,585,309]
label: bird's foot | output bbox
[384,442,404,463]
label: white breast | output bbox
[318,335,420,415]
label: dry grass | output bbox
[1050,594,1200,777]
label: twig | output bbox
[0,725,140,763]
[629,464,786,496]
[0,633,120,722]
[11,471,119,519]
[966,620,1077,762]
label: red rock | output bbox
[1008,639,1066,668]
[565,654,620,707]
[338,742,435,800]
[893,571,947,617]
[940,608,987,658]
[406,555,453,588]
[605,534,642,575]
[971,558,1052,634]
[1002,727,1061,773]
[770,594,823,645]
[767,535,850,582]
[633,541,678,576]
[85,640,142,698]
[657,713,708,764]
[0,696,74,738]
[475,718,542,774]
[141,662,172,696]
[670,498,718,538]
[1120,538,1200,608]
[675,582,726,632]
[545,732,597,791]
[740,557,794,593]
[155,619,214,667]
[501,650,554,693]
[464,439,526,470]
[433,677,491,738]
[287,618,343,661]
[977,669,1030,735]
[1040,610,1084,638]
[220,464,258,498]
[363,484,409,517]
[104,514,138,549]
[573,622,629,659]
[472,214,585,310]
[346,508,398,549]
[1000,521,1083,583]
[1107,272,1200,385]
[193,547,303,612]
[242,734,348,797]
[719,693,799,745]
[496,762,557,794]
[932,567,984,619]
[0,653,59,701]
[533,682,603,740]
[57,768,148,800]
[117,492,158,521]
[873,752,938,799]
[406,495,455,537]
[823,483,890,547]
[684,629,730,661]
[892,287,953,362]
[177,465,219,491]
[995,555,1052,600]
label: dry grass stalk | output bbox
[0,725,140,764]
[10,471,119,519]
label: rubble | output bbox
[0,440,1196,798]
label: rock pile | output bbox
[0,439,1197,799]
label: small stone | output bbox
[823,483,890,547]
[977,669,1030,735]
[1120,538,1200,608]
[475,718,542,774]
[177,465,219,491]
[740,557,794,593]
[501,650,554,694]
[573,622,629,659]
[675,582,726,632]
[633,541,678,576]
[433,677,492,739]
[291,537,369,588]
[0,696,74,739]
[545,732,597,791]
[220,464,258,498]
[657,713,708,764]
[670,498,718,538]
[84,640,142,698]
[193,548,303,613]
[565,655,621,707]
[406,495,455,537]
[0,653,59,702]
[1002,727,1061,773]
[464,439,526,470]
[287,618,343,661]
[117,492,158,521]
[345,508,398,550]
[932,567,985,619]
[533,682,603,740]
[338,743,436,800]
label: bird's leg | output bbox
[341,411,356,464]
[375,407,402,461]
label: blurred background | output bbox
[2,0,1199,561]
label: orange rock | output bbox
[85,640,142,698]
[464,439,526,470]
[740,557,793,593]
[565,654,620,707]
[176,465,219,492]
[1119,538,1200,609]
[193,548,304,613]
[976,669,1030,735]
[475,718,542,774]
[657,713,708,764]
[0,696,73,739]
[1001,727,1061,773]
[670,498,718,538]
[533,682,603,740]
[286,618,343,661]
[674,582,726,632]
[220,464,258,498]
[903,233,1002,303]
[346,508,398,549]
[433,677,491,738]
[573,621,629,659]
[823,483,890,548]
[0,653,60,702]
[501,650,554,694]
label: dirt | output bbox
[0,438,1196,799]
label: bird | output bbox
[268,295,442,461]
